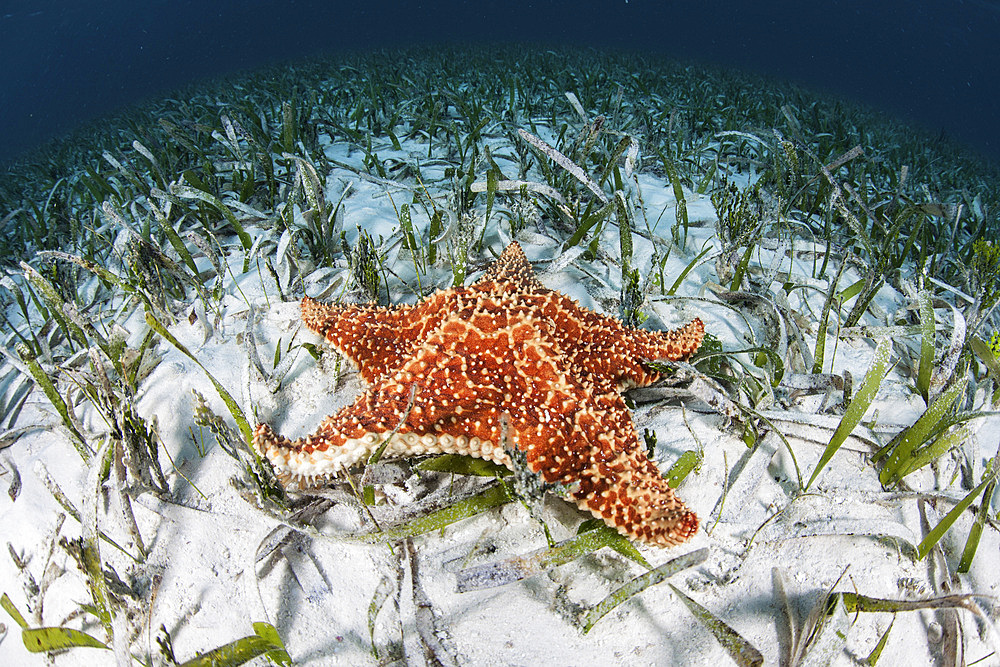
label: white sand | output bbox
[1,129,998,666]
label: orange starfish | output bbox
[253,242,704,547]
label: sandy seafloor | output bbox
[1,126,999,666]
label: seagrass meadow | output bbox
[1,46,999,666]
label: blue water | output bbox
[1,0,998,165]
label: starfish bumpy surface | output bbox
[253,242,704,547]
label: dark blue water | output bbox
[2,0,998,166]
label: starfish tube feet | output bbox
[252,422,331,485]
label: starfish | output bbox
[253,242,704,547]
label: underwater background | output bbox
[2,0,999,166]
[3,2,1000,665]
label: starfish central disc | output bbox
[253,242,704,547]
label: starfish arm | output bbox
[252,387,504,487]
[530,290,705,390]
[564,415,700,547]
[481,242,546,291]
[577,317,705,389]
[614,316,705,362]
[301,292,462,383]
[253,396,381,485]
[508,382,700,547]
